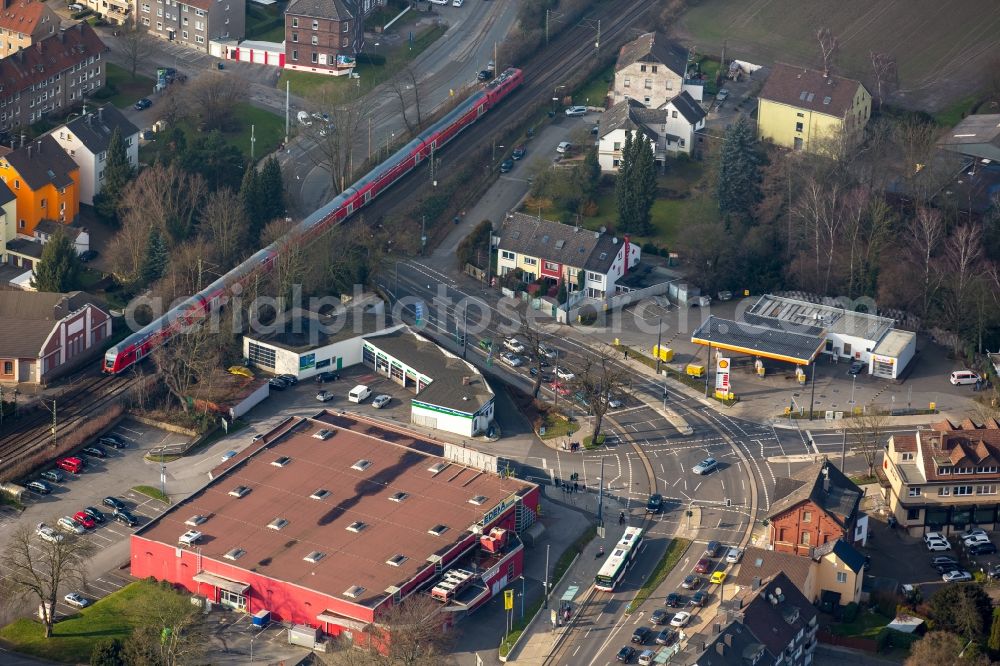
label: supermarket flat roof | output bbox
[691,315,826,365]
[872,329,915,358]
[135,413,535,609]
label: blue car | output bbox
[134,98,152,110]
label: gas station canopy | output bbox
[691,315,826,366]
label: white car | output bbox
[501,352,524,368]
[692,457,719,475]
[428,0,447,4]
[942,570,973,583]
[669,611,691,627]
[963,534,991,546]
[58,517,85,535]
[926,539,952,552]
[36,523,63,543]
[538,344,558,359]
[452,0,463,5]
[725,547,742,564]
[68,2,84,10]
[556,367,575,381]
[64,592,89,608]
[565,105,587,117]
[607,396,623,409]
[316,390,334,402]
[504,338,525,354]
[924,531,947,544]
[556,141,572,154]
[960,528,988,540]
[372,394,392,409]
[296,110,312,126]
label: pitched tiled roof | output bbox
[34,219,83,240]
[916,426,1000,481]
[286,0,353,20]
[891,433,917,452]
[0,134,77,190]
[497,212,604,272]
[812,539,865,573]
[0,23,107,100]
[767,461,861,528]
[0,0,58,38]
[760,63,866,117]
[0,290,106,357]
[741,572,817,657]
[695,621,773,666]
[58,104,139,155]
[615,32,688,77]
[667,90,706,125]
[733,547,812,594]
[582,233,624,274]
[599,99,664,143]
[0,178,13,206]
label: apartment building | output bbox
[139,0,244,51]
[283,0,372,75]
[880,418,1000,537]
[0,0,59,58]
[610,32,703,108]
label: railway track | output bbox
[0,371,142,479]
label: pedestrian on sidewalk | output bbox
[624,349,629,360]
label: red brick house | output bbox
[284,0,375,76]
[0,290,111,384]
[768,461,867,556]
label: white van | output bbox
[950,370,980,386]
[349,385,372,403]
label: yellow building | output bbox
[734,541,865,608]
[757,63,871,153]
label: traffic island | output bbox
[625,538,691,613]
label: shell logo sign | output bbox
[716,358,731,392]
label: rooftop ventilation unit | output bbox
[229,486,250,498]
[268,518,289,530]
[344,585,365,599]
[304,551,325,563]
[428,462,448,475]
[428,524,449,536]
[352,459,372,471]
[386,554,408,567]
[224,548,246,561]
[272,456,292,467]
[468,495,488,506]
[310,489,331,500]
[185,515,207,526]
[313,429,333,440]
[389,492,409,502]
[347,521,367,533]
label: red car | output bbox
[73,511,96,529]
[552,381,572,396]
[694,558,711,574]
[56,456,84,474]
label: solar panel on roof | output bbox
[799,91,808,101]
[806,93,815,102]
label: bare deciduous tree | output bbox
[180,71,247,132]
[123,581,210,666]
[816,27,838,77]
[106,209,148,286]
[152,321,223,412]
[908,206,946,320]
[387,68,425,135]
[260,218,307,304]
[118,163,207,245]
[849,407,888,479]
[794,177,843,293]
[940,223,986,348]
[517,315,553,399]
[574,346,629,445]
[201,188,248,268]
[870,51,898,109]
[303,88,372,194]
[0,524,97,638]
[115,17,154,80]
[355,593,455,666]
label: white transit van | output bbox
[950,370,980,386]
[348,385,372,403]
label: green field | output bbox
[102,63,156,109]
[140,102,284,164]
[679,0,997,110]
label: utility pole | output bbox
[544,543,550,609]
[545,9,549,45]
[421,215,427,255]
[705,343,712,398]
[284,81,289,146]
[494,40,498,70]
[462,305,469,359]
[655,315,663,375]
[597,457,605,527]
[430,143,436,185]
[368,116,372,160]
[250,124,256,162]
[840,428,847,472]
[809,362,817,420]
[197,257,203,292]
[595,19,600,54]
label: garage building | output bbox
[130,413,539,643]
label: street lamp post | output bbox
[655,315,663,375]
[491,140,504,165]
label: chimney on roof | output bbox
[724,633,734,647]
[822,464,830,493]
[19,132,25,148]
[36,139,41,153]
[97,106,103,123]
[716,643,727,656]
[26,144,30,159]
[59,28,65,43]
[752,576,762,590]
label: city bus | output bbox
[595,526,645,591]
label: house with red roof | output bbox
[0,0,59,58]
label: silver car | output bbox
[372,394,392,409]
[565,106,587,117]
[692,457,718,475]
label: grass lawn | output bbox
[140,103,284,164]
[627,538,691,612]
[573,63,614,107]
[103,63,155,110]
[0,581,159,662]
[829,610,892,638]
[538,413,580,440]
[277,24,447,100]
[933,93,983,126]
[132,485,170,503]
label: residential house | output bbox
[610,32,702,109]
[140,0,244,51]
[0,179,17,261]
[678,572,818,666]
[757,63,871,153]
[597,92,706,170]
[0,135,80,239]
[50,104,139,205]
[284,0,371,76]
[768,460,868,555]
[80,0,129,25]
[0,23,108,134]
[880,418,1000,537]
[0,0,59,58]
[936,114,1000,163]
[494,212,640,300]
[3,219,88,285]
[0,290,111,384]
[733,542,864,608]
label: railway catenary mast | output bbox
[103,69,524,374]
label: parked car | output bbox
[220,450,237,462]
[499,159,514,173]
[64,592,89,608]
[511,145,526,160]
[926,539,952,552]
[556,366,575,381]
[268,377,289,391]
[83,507,105,523]
[655,628,677,645]
[681,575,701,589]
[278,374,298,386]
[67,3,85,10]
[670,611,691,627]
[297,110,312,126]
[372,394,392,409]
[960,528,988,540]
[134,98,152,110]
[924,531,948,543]
[962,533,990,547]
[58,516,85,534]
[316,390,334,402]
[665,592,684,608]
[565,105,587,117]
[969,542,997,555]
[39,469,64,484]
[692,457,719,475]
[26,480,52,495]
[725,547,742,563]
[56,456,84,474]
[931,556,959,570]
[103,496,127,511]
[504,338,525,353]
[315,371,340,383]
[556,141,572,154]
[99,434,128,449]
[501,352,523,367]
[638,649,656,666]
[704,540,721,557]
[73,511,96,529]
[477,69,494,82]
[942,570,973,583]
[78,250,98,262]
[650,609,669,625]
[716,89,730,102]
[646,494,663,513]
[848,360,865,376]
[950,370,981,386]
[36,523,62,543]
[689,590,708,607]
[81,445,107,458]
[608,395,624,409]
[631,626,651,644]
[114,509,139,527]
[616,646,636,663]
[710,571,727,585]
[694,558,711,574]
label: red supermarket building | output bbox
[130,412,538,639]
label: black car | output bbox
[500,159,514,173]
[99,435,128,449]
[656,628,677,646]
[103,496,127,511]
[511,145,526,160]
[134,98,152,110]
[26,480,52,495]
[631,626,651,644]
[268,377,289,391]
[477,69,494,82]
[278,374,299,386]
[81,445,107,458]
[79,250,98,262]
[83,507,105,523]
[848,360,865,376]
[114,509,138,527]
[665,592,684,608]
[689,590,708,607]
[616,646,636,663]
[704,540,721,557]
[315,371,340,383]
[646,493,663,513]
[970,542,997,555]
[39,469,65,483]
[650,609,669,625]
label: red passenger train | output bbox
[104,68,524,374]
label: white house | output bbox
[611,32,704,108]
[598,92,706,171]
[50,104,139,206]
